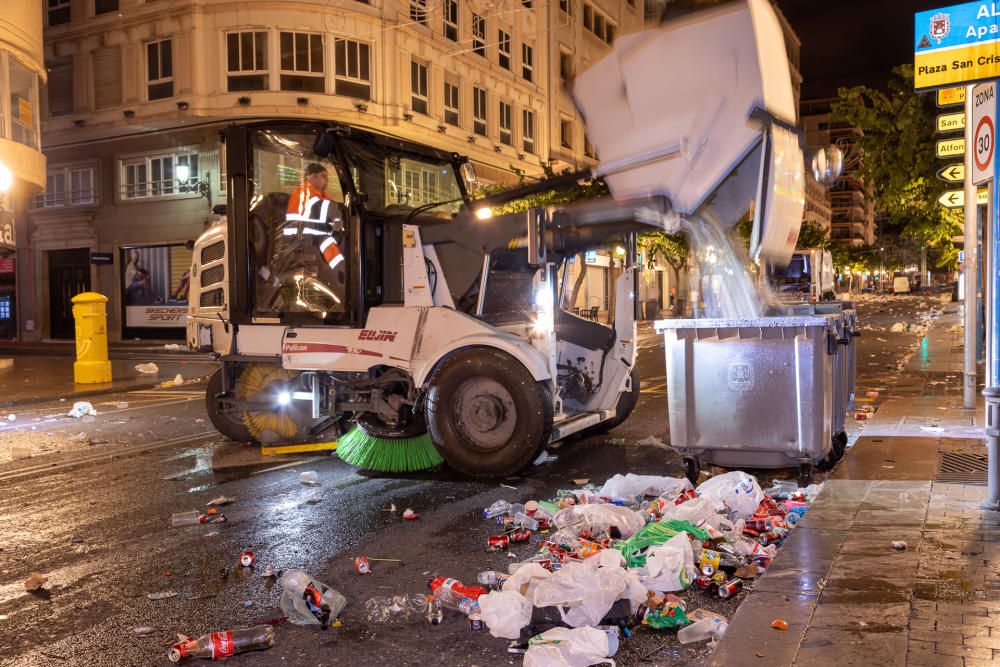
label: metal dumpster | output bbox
[774,301,858,449]
[654,315,840,481]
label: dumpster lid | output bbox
[654,314,838,333]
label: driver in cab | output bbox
[286,163,344,273]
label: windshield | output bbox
[248,128,351,323]
[340,137,464,218]
[771,254,810,291]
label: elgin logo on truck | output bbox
[358,330,398,342]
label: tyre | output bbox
[581,366,640,436]
[683,457,701,485]
[426,348,553,477]
[205,368,257,443]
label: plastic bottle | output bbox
[427,594,443,625]
[167,625,274,662]
[677,617,728,644]
[171,511,202,527]
[514,512,539,530]
[365,594,433,623]
[477,570,511,587]
[279,570,347,628]
[468,604,484,631]
[427,577,487,603]
[483,500,512,518]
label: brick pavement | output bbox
[709,305,999,666]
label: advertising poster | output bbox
[121,244,192,330]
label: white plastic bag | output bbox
[504,562,551,598]
[599,473,692,500]
[554,503,645,539]
[634,532,696,592]
[67,401,97,418]
[524,627,618,667]
[479,589,533,639]
[696,471,764,519]
[531,561,626,627]
[134,363,159,374]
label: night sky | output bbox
[775,0,954,100]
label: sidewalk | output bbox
[0,354,218,407]
[711,304,1000,666]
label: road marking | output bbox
[0,431,217,483]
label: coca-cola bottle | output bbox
[427,577,486,602]
[167,625,274,662]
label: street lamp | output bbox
[0,161,12,193]
[175,164,212,209]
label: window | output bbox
[522,0,532,7]
[473,86,487,136]
[559,0,572,14]
[560,118,573,149]
[522,109,535,154]
[120,151,199,200]
[521,43,534,83]
[559,50,573,82]
[410,60,428,115]
[584,135,596,159]
[498,29,511,70]
[48,0,70,26]
[46,58,73,117]
[584,4,615,43]
[280,32,324,92]
[472,14,486,58]
[9,56,39,149]
[94,46,122,109]
[334,39,371,100]
[70,167,97,205]
[410,0,427,25]
[443,0,458,41]
[444,79,459,126]
[95,0,118,14]
[227,31,268,91]
[146,39,173,100]
[34,170,65,208]
[499,101,512,146]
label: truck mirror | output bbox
[313,130,337,158]
[810,145,843,187]
[460,162,477,184]
[526,209,546,267]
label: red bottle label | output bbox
[211,631,235,658]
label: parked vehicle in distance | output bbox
[893,275,911,294]
[770,249,835,302]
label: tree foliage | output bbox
[831,65,962,268]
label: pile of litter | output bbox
[359,470,821,664]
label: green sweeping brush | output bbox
[335,425,443,473]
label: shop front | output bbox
[120,243,192,340]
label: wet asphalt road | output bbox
[0,293,943,666]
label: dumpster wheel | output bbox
[683,457,701,485]
[798,461,813,486]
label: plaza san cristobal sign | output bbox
[915,2,1000,91]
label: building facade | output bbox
[800,98,876,248]
[29,0,642,341]
[0,1,46,340]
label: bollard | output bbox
[71,292,112,384]
[983,387,1000,511]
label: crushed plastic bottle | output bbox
[365,594,435,623]
[279,570,346,628]
[677,616,727,644]
[477,570,511,587]
[514,512,539,531]
[167,625,274,662]
[483,500,513,519]
[427,577,486,603]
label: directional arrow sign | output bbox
[937,188,989,209]
[937,111,966,133]
[936,137,965,158]
[936,163,965,182]
[937,87,966,107]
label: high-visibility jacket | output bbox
[285,182,343,270]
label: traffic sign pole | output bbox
[965,84,977,410]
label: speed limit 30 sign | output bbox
[972,82,995,185]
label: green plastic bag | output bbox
[615,519,710,562]
[644,605,690,629]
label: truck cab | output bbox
[770,248,835,302]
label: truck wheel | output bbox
[426,349,553,477]
[581,366,640,436]
[205,368,257,443]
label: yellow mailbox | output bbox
[72,292,112,384]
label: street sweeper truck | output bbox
[187,0,810,477]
